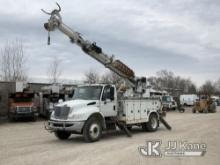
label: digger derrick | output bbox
[42,4,172,141]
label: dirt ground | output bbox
[0,107,220,165]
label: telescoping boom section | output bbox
[42,3,148,92]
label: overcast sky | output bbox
[0,0,219,86]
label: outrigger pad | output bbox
[116,122,132,137]
[159,117,172,130]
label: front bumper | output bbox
[163,104,171,109]
[9,112,38,118]
[47,120,85,133]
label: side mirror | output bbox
[58,99,63,103]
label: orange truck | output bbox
[8,82,39,121]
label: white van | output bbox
[180,94,198,106]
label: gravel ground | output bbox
[0,107,220,165]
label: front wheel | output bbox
[83,117,102,142]
[32,116,38,122]
[55,131,71,140]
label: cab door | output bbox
[100,85,117,117]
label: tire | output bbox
[32,116,37,122]
[142,113,159,132]
[55,131,71,140]
[192,108,196,113]
[83,117,102,142]
[127,125,132,131]
[203,108,208,113]
[8,115,15,122]
[179,108,185,113]
[209,103,216,113]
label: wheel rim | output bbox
[89,123,100,139]
[151,116,157,129]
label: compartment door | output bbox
[126,101,134,121]
[140,100,148,120]
[134,100,141,120]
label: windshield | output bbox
[73,86,103,100]
[162,96,172,102]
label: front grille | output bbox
[53,123,63,127]
[53,123,73,128]
[54,106,70,119]
[17,107,31,113]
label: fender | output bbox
[85,112,106,130]
[148,111,159,120]
[70,106,105,127]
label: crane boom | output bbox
[42,4,146,93]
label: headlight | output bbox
[32,107,37,112]
[50,111,55,118]
[68,113,84,120]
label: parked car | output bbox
[162,95,177,110]
[211,96,220,106]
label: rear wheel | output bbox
[142,114,159,132]
[179,108,185,113]
[192,108,196,113]
[209,103,216,113]
[83,117,102,142]
[55,131,71,140]
[127,125,132,131]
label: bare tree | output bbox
[147,70,197,96]
[84,69,100,84]
[47,56,62,84]
[200,80,216,96]
[214,78,220,94]
[101,71,122,86]
[0,40,27,81]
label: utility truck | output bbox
[42,3,171,142]
[180,94,198,106]
[39,84,74,118]
[8,82,39,121]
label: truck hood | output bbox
[11,102,34,107]
[56,99,98,109]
